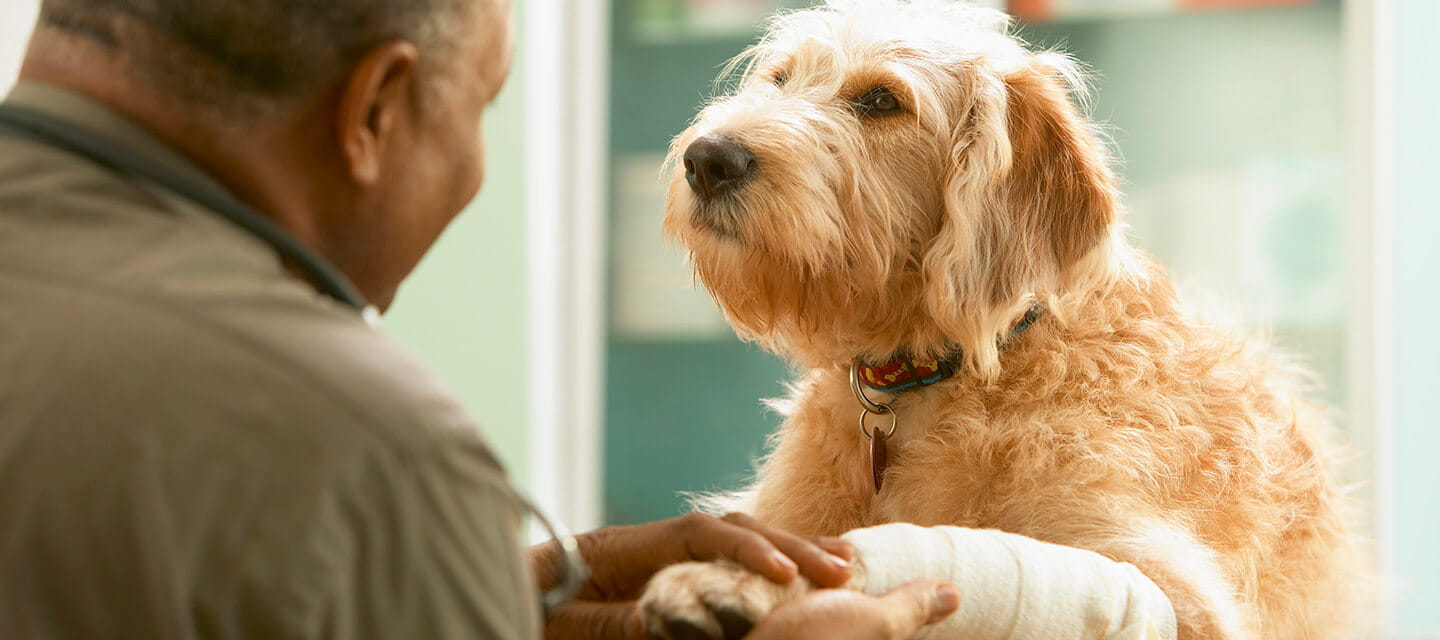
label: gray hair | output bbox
[38,0,482,116]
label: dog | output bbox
[637,1,1362,639]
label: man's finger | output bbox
[543,601,642,640]
[813,535,856,563]
[563,514,857,600]
[715,512,853,587]
[527,541,564,592]
[876,580,962,638]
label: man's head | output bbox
[24,0,513,310]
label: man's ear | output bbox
[337,41,420,186]
[1000,54,1117,269]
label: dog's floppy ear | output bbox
[1001,54,1118,269]
[923,54,1117,377]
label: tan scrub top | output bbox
[0,82,541,639]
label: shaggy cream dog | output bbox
[638,1,1361,639]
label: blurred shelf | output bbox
[628,0,801,45]
[1012,0,1327,23]
[630,20,763,45]
[623,0,1332,44]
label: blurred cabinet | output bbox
[604,2,793,524]
[1018,2,1350,403]
[600,0,1353,528]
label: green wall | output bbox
[384,11,529,481]
[1389,0,1440,634]
[1021,5,1348,410]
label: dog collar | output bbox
[851,305,1045,494]
[856,305,1045,394]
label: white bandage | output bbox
[841,523,1177,640]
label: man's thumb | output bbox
[878,580,962,636]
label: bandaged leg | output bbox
[842,523,1177,640]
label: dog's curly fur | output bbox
[651,1,1364,638]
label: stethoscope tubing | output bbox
[0,104,371,312]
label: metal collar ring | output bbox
[858,406,898,440]
[849,361,893,415]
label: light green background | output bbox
[1389,0,1440,634]
[384,7,529,481]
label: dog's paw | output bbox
[639,560,811,640]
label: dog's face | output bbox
[665,0,1120,373]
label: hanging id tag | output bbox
[869,428,889,493]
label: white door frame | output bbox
[1343,0,1395,630]
[524,0,610,534]
[0,0,40,93]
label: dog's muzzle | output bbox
[683,135,756,200]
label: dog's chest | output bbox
[800,382,1016,528]
[870,419,1014,527]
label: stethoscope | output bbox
[0,103,590,619]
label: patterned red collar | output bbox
[856,306,1045,393]
[856,354,958,393]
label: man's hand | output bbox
[531,513,854,640]
[745,581,961,640]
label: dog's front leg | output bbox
[639,522,1182,640]
[1071,523,1253,640]
[839,523,1178,639]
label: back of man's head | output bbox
[36,0,479,117]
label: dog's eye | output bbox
[854,87,903,117]
[770,71,789,87]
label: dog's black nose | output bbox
[684,136,756,199]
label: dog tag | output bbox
[870,430,888,493]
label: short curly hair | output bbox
[38,0,485,115]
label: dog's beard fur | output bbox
[664,0,1123,376]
